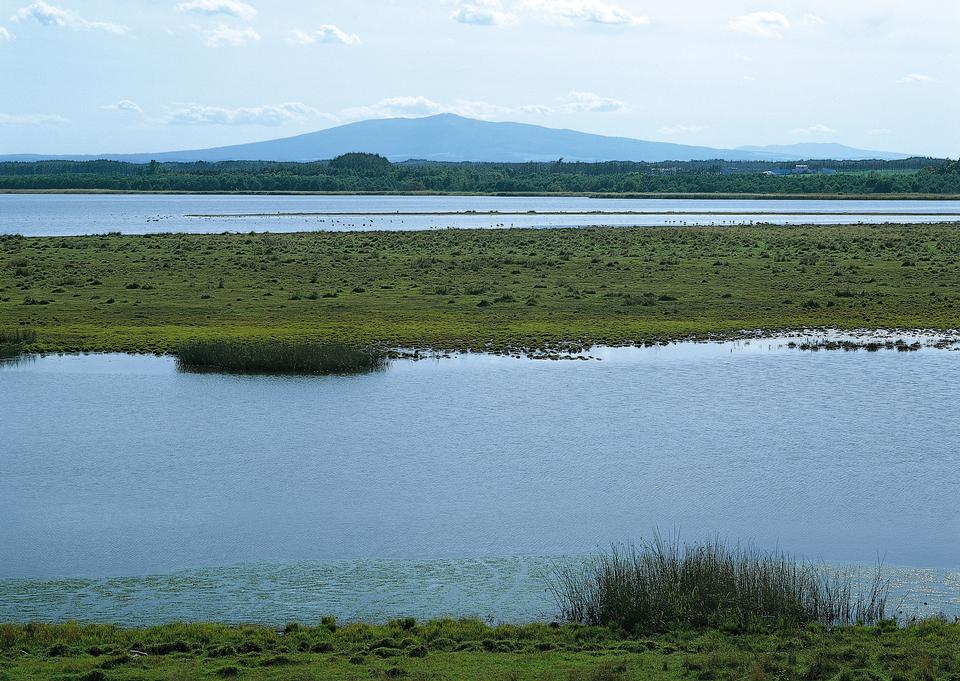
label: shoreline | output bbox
[5,327,960,363]
[3,187,960,200]
[185,210,960,218]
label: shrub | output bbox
[176,340,388,375]
[550,534,889,634]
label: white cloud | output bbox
[288,25,360,45]
[103,100,143,114]
[11,1,128,34]
[344,96,446,120]
[803,13,825,27]
[0,26,13,40]
[452,1,518,26]
[523,0,648,25]
[898,73,935,83]
[167,101,332,126]
[517,103,554,115]
[790,123,836,136]
[729,11,790,39]
[199,23,260,47]
[174,0,257,22]
[0,112,68,125]
[343,92,625,121]
[562,90,625,113]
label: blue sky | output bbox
[0,0,956,156]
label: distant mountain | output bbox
[737,142,910,162]
[0,114,914,164]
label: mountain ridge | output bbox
[0,114,914,164]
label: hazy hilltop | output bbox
[737,142,909,161]
[0,114,912,164]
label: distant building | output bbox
[763,165,837,177]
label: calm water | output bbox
[2,340,959,623]
[3,194,960,235]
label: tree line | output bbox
[0,153,957,194]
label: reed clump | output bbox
[0,327,36,359]
[176,339,388,375]
[550,534,890,634]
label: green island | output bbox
[2,223,960,355]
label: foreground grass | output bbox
[551,538,889,633]
[2,618,958,681]
[2,224,960,354]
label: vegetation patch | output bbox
[176,339,387,375]
[550,535,889,634]
[0,327,36,359]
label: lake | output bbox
[4,194,960,236]
[2,339,959,624]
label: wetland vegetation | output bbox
[551,537,889,633]
[0,327,35,359]
[176,340,387,375]
[2,224,960,355]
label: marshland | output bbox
[4,223,960,680]
[3,224,960,355]
[8,0,960,676]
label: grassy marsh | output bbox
[2,225,960,354]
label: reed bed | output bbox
[550,534,890,633]
[176,339,388,375]
[0,328,36,359]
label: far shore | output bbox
[4,188,960,200]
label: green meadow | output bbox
[2,224,959,354]
[3,618,959,681]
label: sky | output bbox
[0,0,957,156]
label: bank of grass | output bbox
[2,224,960,354]
[176,339,387,375]
[551,537,888,634]
[2,617,959,680]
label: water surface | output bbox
[2,341,959,623]
[4,194,960,235]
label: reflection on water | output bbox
[2,339,959,623]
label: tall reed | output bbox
[0,328,36,359]
[175,339,388,375]
[549,534,889,633]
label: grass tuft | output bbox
[0,327,37,359]
[550,534,890,634]
[175,339,388,375]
